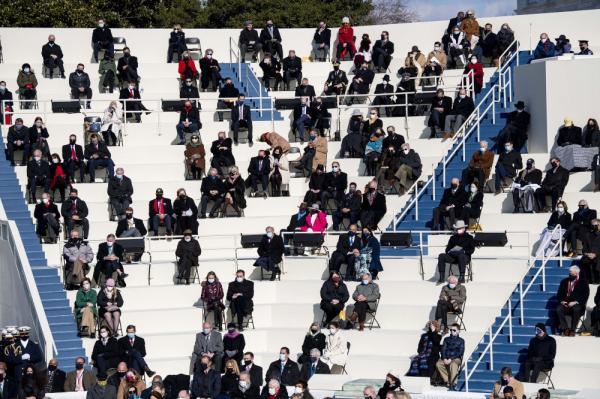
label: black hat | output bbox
[411,45,420,53]
[382,74,390,82]
[555,34,568,41]
[579,39,589,44]
[526,158,534,165]
[515,101,525,110]
[535,323,546,332]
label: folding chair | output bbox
[185,38,202,59]
[448,300,467,331]
[174,255,200,285]
[366,299,381,330]
[202,302,225,331]
[226,306,255,330]
[259,261,282,281]
[448,259,473,282]
[540,369,555,389]
[113,37,127,57]
[340,341,351,374]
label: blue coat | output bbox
[364,235,383,272]
[533,40,556,59]
[441,335,465,360]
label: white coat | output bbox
[322,331,348,368]
[269,154,290,185]
[101,103,123,133]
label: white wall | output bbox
[515,56,600,153]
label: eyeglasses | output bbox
[207,53,213,56]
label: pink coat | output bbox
[300,211,328,233]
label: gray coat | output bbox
[190,330,224,370]
[352,282,381,310]
[63,241,94,263]
[439,284,466,307]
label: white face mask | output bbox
[23,68,30,73]
[239,381,249,389]
[294,387,303,394]
[402,149,409,154]
[100,331,109,338]
[34,156,41,162]
[470,186,477,193]
[236,277,244,283]
[471,58,477,63]
[42,198,49,204]
[106,241,113,247]
[98,23,105,28]
[82,283,90,290]
[332,166,339,172]
[269,388,277,395]
[557,207,565,214]
[207,278,215,283]
[279,354,286,362]
[52,158,59,164]
[184,236,192,242]
[106,286,114,292]
[448,283,456,289]
[266,232,274,238]
[459,95,466,99]
[434,46,441,51]
[329,328,336,335]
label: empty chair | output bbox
[186,37,202,59]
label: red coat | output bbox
[178,59,199,79]
[338,26,356,53]
[464,62,484,88]
[300,211,328,233]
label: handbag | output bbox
[338,309,346,320]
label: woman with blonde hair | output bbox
[201,271,225,330]
[408,320,441,377]
[223,166,246,216]
[117,369,145,399]
[221,358,241,395]
[100,100,123,145]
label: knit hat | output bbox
[535,323,546,333]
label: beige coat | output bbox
[427,50,448,70]
[461,17,480,41]
[265,132,291,154]
[311,136,328,171]
[117,379,146,399]
[404,52,427,68]
[270,154,290,185]
[490,378,524,399]
[322,331,348,367]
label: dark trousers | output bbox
[71,87,93,100]
[44,57,65,74]
[230,296,249,328]
[95,354,117,377]
[320,189,342,212]
[110,197,130,218]
[284,70,302,88]
[200,194,223,216]
[432,206,456,231]
[329,250,357,276]
[176,121,200,143]
[437,252,469,282]
[232,120,252,142]
[321,300,344,324]
[240,43,262,60]
[201,70,220,91]
[556,303,585,331]
[435,299,455,329]
[151,214,173,235]
[372,49,391,69]
[126,349,149,374]
[28,175,50,200]
[7,141,30,164]
[167,42,187,63]
[494,163,513,190]
[64,159,85,183]
[248,173,268,192]
[564,224,590,254]
[88,158,115,180]
[264,41,283,60]
[460,207,479,225]
[93,41,115,62]
[591,306,600,335]
[336,43,355,60]
[535,186,561,211]
[101,127,117,145]
[523,358,552,383]
[332,210,359,230]
[353,301,369,323]
[66,217,90,239]
[38,214,60,240]
[580,256,599,284]
[461,167,485,187]
[176,216,198,235]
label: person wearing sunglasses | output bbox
[199,49,222,92]
[435,324,464,390]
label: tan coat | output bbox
[468,150,494,180]
[184,143,206,173]
[311,136,328,171]
[265,132,291,154]
[117,379,146,399]
[404,52,427,68]
[461,17,480,41]
[490,378,524,399]
[427,50,448,70]
[17,70,38,90]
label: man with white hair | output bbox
[300,348,330,381]
[231,371,259,399]
[461,140,494,189]
[363,385,377,399]
[555,265,590,336]
[444,88,474,137]
[177,390,190,399]
[260,379,286,399]
[435,275,466,331]
[107,167,133,220]
[26,149,50,203]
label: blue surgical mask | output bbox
[127,332,135,339]
[116,174,123,180]
[448,283,456,289]
[361,279,369,285]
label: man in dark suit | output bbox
[107,167,134,220]
[46,358,66,393]
[41,34,66,78]
[564,200,597,257]
[310,97,331,136]
[324,62,348,95]
[321,161,348,208]
[494,101,531,152]
[226,270,254,331]
[282,50,302,89]
[361,181,387,229]
[94,234,126,285]
[265,347,300,386]
[6,118,30,165]
[34,192,61,243]
[312,21,331,61]
[372,31,395,72]
[211,132,236,169]
[118,325,155,377]
[259,20,283,60]
[293,97,313,142]
[556,265,590,336]
[0,363,17,398]
[372,75,395,116]
[428,88,453,138]
[329,224,362,274]
[332,183,361,230]
[199,49,222,91]
[148,188,174,236]
[285,203,308,234]
[295,78,316,99]
[256,226,285,280]
[247,150,271,196]
[217,78,240,122]
[116,207,148,238]
[300,348,330,381]
[231,370,260,399]
[432,177,468,230]
[62,134,85,183]
[26,149,50,203]
[176,100,201,145]
[231,95,253,144]
[92,18,114,62]
[119,81,149,123]
[436,220,475,283]
[522,323,556,382]
[444,88,475,136]
[180,78,200,99]
[61,188,90,239]
[199,168,225,218]
[239,21,262,62]
[534,157,570,211]
[242,352,264,388]
[382,126,405,152]
[346,61,375,100]
[580,220,600,284]
[117,47,139,84]
[84,134,115,182]
[494,141,523,194]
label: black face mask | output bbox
[70,138,76,144]
[451,183,459,189]
[179,195,186,199]
[125,213,133,219]
[75,363,84,370]
[244,360,252,366]
[117,371,126,378]
[48,365,57,372]
[156,195,163,199]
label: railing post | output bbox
[508,298,513,343]
[489,326,494,371]
[461,135,466,161]
[492,93,496,125]
[559,232,563,268]
[442,156,446,188]
[415,184,419,221]
[519,281,524,325]
[476,107,481,142]
[464,361,469,392]
[432,164,436,201]
[542,264,546,292]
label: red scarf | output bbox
[51,164,67,189]
[153,199,165,214]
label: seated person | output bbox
[62,134,85,183]
[463,55,484,94]
[176,100,201,145]
[364,129,385,177]
[321,323,346,373]
[175,231,202,284]
[96,278,124,338]
[167,24,187,63]
[299,323,326,366]
[42,34,66,78]
[295,78,316,99]
[361,180,386,229]
[321,162,347,209]
[293,97,313,142]
[461,140,493,189]
[118,324,155,377]
[332,183,361,231]
[6,118,30,166]
[563,199,597,257]
[91,326,119,376]
[201,272,225,330]
[346,272,380,331]
[432,177,468,231]
[535,201,571,258]
[312,21,331,61]
[269,146,290,197]
[26,149,51,203]
[84,134,115,182]
[100,100,123,145]
[435,324,465,390]
[424,42,447,82]
[227,270,254,330]
[117,47,139,84]
[491,367,524,399]
[69,64,92,108]
[173,188,199,234]
[17,63,38,108]
[346,61,375,101]
[372,75,394,117]
[300,203,328,233]
[92,19,114,61]
[231,95,253,144]
[372,31,394,72]
[460,183,483,226]
[217,78,240,122]
[428,89,452,138]
[180,77,200,99]
[224,166,247,216]
[378,145,401,192]
[579,219,600,284]
[435,276,466,331]
[592,286,600,336]
[47,155,68,201]
[61,188,90,239]
[394,73,416,116]
[301,349,330,380]
[320,272,350,325]
[99,53,117,93]
[534,157,569,211]
[28,117,50,160]
[436,220,475,284]
[246,150,270,196]
[34,192,61,243]
[444,88,474,136]
[356,226,383,280]
[556,265,590,336]
[239,21,262,61]
[119,81,149,123]
[577,39,594,55]
[512,158,543,213]
[341,110,364,158]
[447,27,469,68]
[336,17,356,60]
[285,202,308,235]
[107,167,133,220]
[62,229,94,289]
[299,130,328,174]
[199,49,222,91]
[259,53,282,91]
[211,131,236,170]
[74,278,97,338]
[200,168,225,218]
[328,225,361,275]
[148,188,174,236]
[353,34,372,70]
[494,141,522,194]
[493,101,530,152]
[364,111,383,149]
[116,207,148,238]
[191,354,221,399]
[394,143,422,195]
[254,226,285,280]
[185,134,206,180]
[0,80,14,125]
[93,234,126,286]
[522,323,556,383]
[583,118,600,148]
[323,62,348,96]
[407,320,441,377]
[533,33,556,60]
[282,50,302,89]
[557,118,582,147]
[178,51,199,81]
